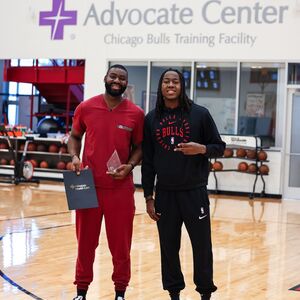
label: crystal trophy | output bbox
[106,150,121,173]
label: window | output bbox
[238,63,284,147]
[108,60,285,147]
[110,62,148,111]
[288,63,300,85]
[8,82,18,125]
[194,62,237,134]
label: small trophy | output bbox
[106,150,121,173]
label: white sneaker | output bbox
[73,296,85,300]
[116,297,125,300]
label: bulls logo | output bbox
[156,114,190,151]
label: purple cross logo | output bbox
[39,0,77,40]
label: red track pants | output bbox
[74,187,135,291]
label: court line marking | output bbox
[0,224,73,299]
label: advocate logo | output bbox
[39,0,77,40]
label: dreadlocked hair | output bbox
[155,68,192,118]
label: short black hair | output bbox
[107,64,128,75]
[155,68,192,117]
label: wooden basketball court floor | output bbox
[0,181,300,300]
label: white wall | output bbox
[1,0,300,98]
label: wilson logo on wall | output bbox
[39,0,77,40]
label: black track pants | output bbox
[155,187,217,294]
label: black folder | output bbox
[63,169,98,210]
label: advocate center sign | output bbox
[81,0,290,49]
[1,0,300,59]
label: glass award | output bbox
[106,150,121,173]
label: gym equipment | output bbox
[37,117,60,135]
[0,125,39,185]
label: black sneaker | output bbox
[73,296,86,300]
[201,293,211,300]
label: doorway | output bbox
[284,89,300,199]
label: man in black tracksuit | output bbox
[141,69,225,300]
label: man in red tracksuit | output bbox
[68,64,144,300]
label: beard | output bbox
[105,82,127,97]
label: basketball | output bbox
[259,164,269,175]
[246,149,256,159]
[224,148,233,157]
[56,161,66,170]
[213,161,223,171]
[66,161,73,170]
[49,144,59,153]
[0,142,8,149]
[236,148,246,158]
[238,161,248,172]
[27,143,37,152]
[0,158,8,165]
[248,163,258,173]
[59,145,68,154]
[37,144,48,152]
[257,150,268,161]
[39,160,49,169]
[30,159,39,168]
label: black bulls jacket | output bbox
[141,102,226,198]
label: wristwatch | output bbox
[128,163,135,171]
